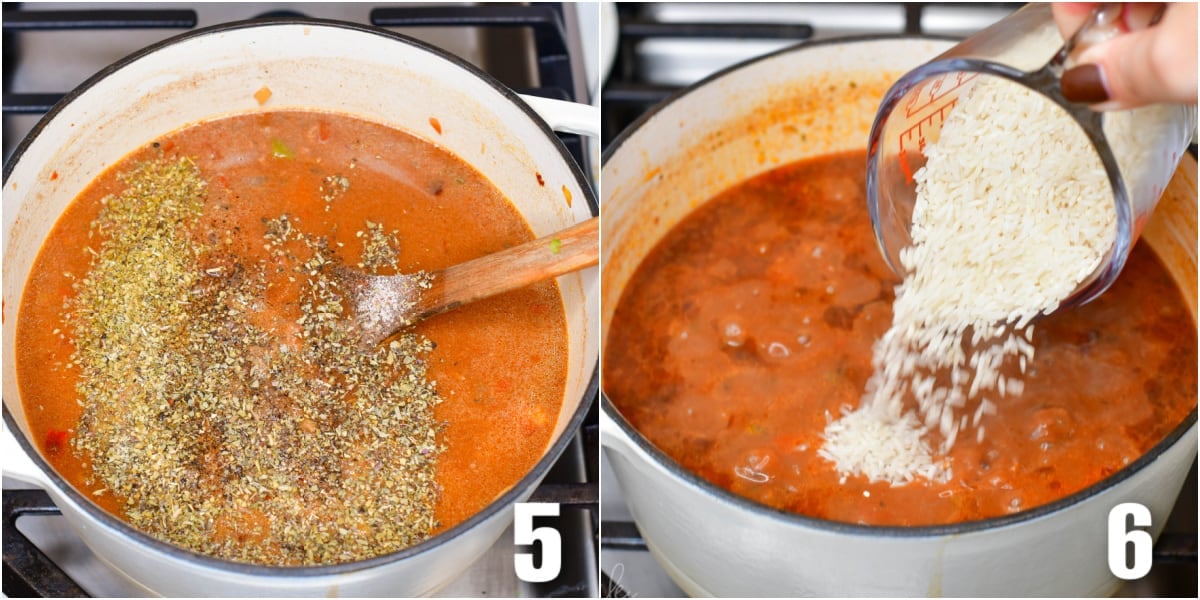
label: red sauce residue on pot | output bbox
[429,116,442,135]
[17,110,567,541]
[604,150,1197,526]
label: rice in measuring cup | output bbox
[821,76,1115,485]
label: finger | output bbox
[1120,2,1167,31]
[1065,3,1198,109]
[1052,2,1101,40]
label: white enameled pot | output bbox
[2,19,598,597]
[600,36,1198,597]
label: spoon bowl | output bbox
[336,216,599,347]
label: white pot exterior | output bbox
[600,37,1198,597]
[601,410,1196,597]
[3,20,598,597]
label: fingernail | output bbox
[1148,5,1165,26]
[1061,64,1111,104]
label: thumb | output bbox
[1063,3,1198,110]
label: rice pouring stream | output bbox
[821,76,1116,484]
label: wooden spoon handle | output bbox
[413,216,599,320]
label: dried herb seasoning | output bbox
[66,156,443,566]
[359,220,401,272]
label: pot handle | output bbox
[2,418,52,488]
[599,403,641,458]
[517,95,600,138]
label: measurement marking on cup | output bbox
[897,72,980,182]
[904,72,978,118]
[898,100,958,183]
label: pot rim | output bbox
[3,16,598,576]
[600,32,1199,538]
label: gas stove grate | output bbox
[599,2,1023,147]
[3,490,87,598]
[600,3,814,145]
[371,4,573,95]
[1,7,198,116]
[367,4,588,173]
[1,3,591,173]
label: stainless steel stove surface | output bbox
[2,3,598,597]
[599,3,1197,597]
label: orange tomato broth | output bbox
[16,110,567,536]
[604,150,1197,526]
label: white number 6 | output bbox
[514,502,562,582]
[1107,502,1152,580]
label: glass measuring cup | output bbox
[867,3,1197,310]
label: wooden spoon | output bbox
[335,216,598,347]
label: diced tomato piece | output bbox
[45,429,69,454]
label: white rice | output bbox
[820,76,1116,485]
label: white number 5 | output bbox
[1107,502,1152,580]
[514,502,562,582]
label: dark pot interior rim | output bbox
[600,32,1199,538]
[3,16,598,577]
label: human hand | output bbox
[1053,2,1197,110]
